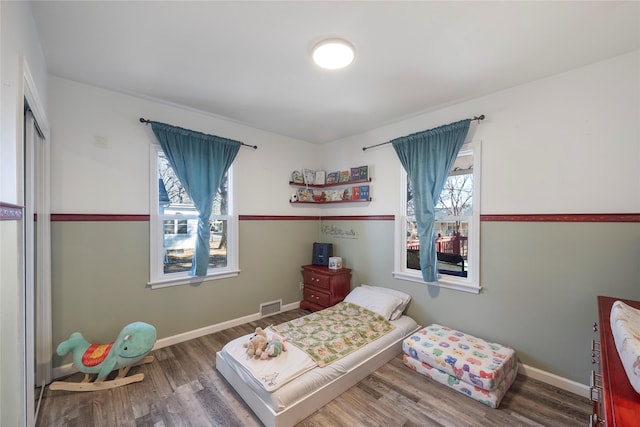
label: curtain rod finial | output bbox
[139,118,151,124]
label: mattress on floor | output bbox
[218,315,419,412]
[402,324,517,391]
[610,300,640,394]
[402,353,518,408]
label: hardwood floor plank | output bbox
[111,386,136,427]
[37,309,591,427]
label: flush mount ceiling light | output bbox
[312,39,355,70]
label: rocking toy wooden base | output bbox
[49,355,154,392]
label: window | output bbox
[164,219,188,235]
[149,146,238,288]
[394,141,481,293]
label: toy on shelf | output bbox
[49,321,157,392]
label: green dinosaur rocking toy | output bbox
[50,321,156,392]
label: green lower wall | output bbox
[320,219,640,384]
[0,221,22,427]
[50,219,317,367]
[51,217,639,384]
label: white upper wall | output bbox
[48,77,322,215]
[328,50,640,215]
[49,50,638,216]
[1,1,49,204]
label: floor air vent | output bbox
[260,300,282,317]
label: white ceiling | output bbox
[30,1,640,144]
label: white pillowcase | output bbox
[361,284,411,320]
[344,286,403,321]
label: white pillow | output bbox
[361,285,411,320]
[344,286,403,320]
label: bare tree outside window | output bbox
[436,172,473,233]
[405,152,474,276]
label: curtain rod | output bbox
[361,115,485,151]
[139,118,258,149]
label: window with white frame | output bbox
[394,141,481,293]
[150,146,238,287]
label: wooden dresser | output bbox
[591,296,640,426]
[299,265,351,312]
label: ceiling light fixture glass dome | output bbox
[312,39,355,70]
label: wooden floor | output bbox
[36,309,591,427]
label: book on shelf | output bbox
[350,167,360,181]
[297,188,314,202]
[339,170,350,182]
[325,190,342,201]
[291,170,304,184]
[340,187,352,200]
[326,171,339,184]
[315,170,326,185]
[352,186,360,200]
[358,165,369,181]
[302,168,315,185]
[359,185,370,200]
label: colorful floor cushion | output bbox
[402,353,518,408]
[402,324,517,391]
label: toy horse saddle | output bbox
[82,342,114,367]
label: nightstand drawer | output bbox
[304,270,330,290]
[303,287,330,307]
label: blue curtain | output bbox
[150,122,241,276]
[392,119,470,282]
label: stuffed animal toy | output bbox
[244,327,268,358]
[56,321,156,379]
[260,333,288,360]
[50,321,156,391]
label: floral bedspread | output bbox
[272,301,395,367]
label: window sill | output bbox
[392,270,481,294]
[148,269,240,290]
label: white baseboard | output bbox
[518,363,589,398]
[52,302,590,401]
[52,301,300,380]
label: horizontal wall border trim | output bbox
[48,214,394,221]
[241,215,394,221]
[321,215,395,221]
[240,215,320,220]
[0,202,23,221]
[481,213,640,222]
[46,213,639,223]
[51,214,150,221]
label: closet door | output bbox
[24,108,52,422]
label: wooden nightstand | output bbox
[300,265,352,312]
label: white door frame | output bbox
[21,58,51,427]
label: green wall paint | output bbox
[0,221,22,426]
[50,217,639,384]
[321,218,639,384]
[50,219,317,367]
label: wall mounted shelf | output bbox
[289,178,372,204]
